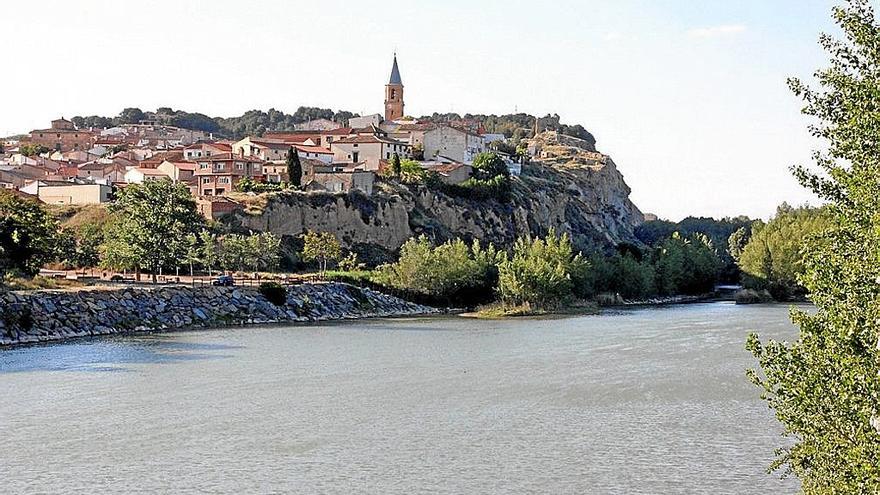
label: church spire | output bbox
[389,53,402,85]
[385,53,404,121]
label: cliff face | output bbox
[232,131,642,260]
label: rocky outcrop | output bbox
[0,283,438,346]
[232,133,642,258]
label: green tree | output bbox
[103,179,203,283]
[746,1,880,491]
[219,234,251,273]
[0,191,60,276]
[19,144,50,157]
[375,236,502,304]
[497,229,588,309]
[737,205,831,299]
[392,152,402,178]
[58,223,102,270]
[471,152,509,181]
[198,230,218,276]
[286,147,302,188]
[184,233,201,277]
[301,230,341,276]
[248,232,281,272]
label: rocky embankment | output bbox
[231,131,642,260]
[0,283,438,346]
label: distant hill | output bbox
[70,107,359,140]
[69,107,596,145]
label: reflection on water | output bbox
[0,303,801,494]
[0,337,239,373]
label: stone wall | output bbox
[0,283,438,346]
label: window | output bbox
[236,163,244,170]
[219,177,230,184]
[386,152,390,159]
[202,178,211,184]
[353,144,358,148]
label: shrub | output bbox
[374,236,502,306]
[497,229,588,309]
[258,281,287,306]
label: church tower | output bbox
[384,54,404,122]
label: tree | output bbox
[249,232,281,272]
[746,2,880,491]
[199,230,218,276]
[392,152,402,178]
[58,223,102,270]
[0,191,60,276]
[374,236,502,304]
[736,206,831,300]
[184,233,200,277]
[497,229,588,309]
[301,230,341,276]
[471,152,509,181]
[19,144,50,157]
[219,234,252,273]
[103,179,203,283]
[116,107,145,125]
[286,147,302,188]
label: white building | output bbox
[423,125,486,164]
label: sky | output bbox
[1,0,845,220]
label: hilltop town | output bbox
[0,56,642,252]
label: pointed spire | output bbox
[388,53,402,85]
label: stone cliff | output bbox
[230,131,642,260]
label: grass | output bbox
[465,300,600,319]
[2,275,86,291]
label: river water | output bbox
[0,302,800,494]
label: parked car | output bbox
[212,275,234,287]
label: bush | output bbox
[258,281,287,306]
[497,229,588,309]
[374,236,502,306]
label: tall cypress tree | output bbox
[392,152,401,178]
[286,147,302,188]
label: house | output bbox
[124,168,172,184]
[482,133,506,144]
[319,127,355,148]
[156,159,196,182]
[423,162,473,185]
[78,160,128,183]
[303,170,375,195]
[348,114,383,129]
[293,144,333,164]
[330,133,410,171]
[196,196,241,220]
[390,122,435,148]
[0,170,33,189]
[23,180,112,205]
[193,153,264,196]
[233,137,290,162]
[423,125,486,164]
[183,141,232,160]
[26,118,95,152]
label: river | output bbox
[0,302,800,494]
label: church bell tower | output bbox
[384,54,404,122]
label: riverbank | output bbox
[0,283,438,347]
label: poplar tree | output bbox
[746,1,880,491]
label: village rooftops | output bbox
[333,134,408,146]
[196,152,263,162]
